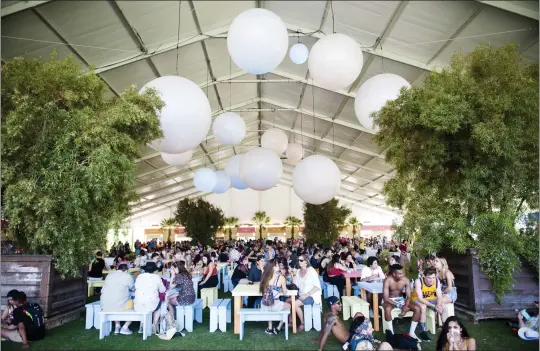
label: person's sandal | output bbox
[297,324,304,332]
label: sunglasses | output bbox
[298,259,305,262]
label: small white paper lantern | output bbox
[261,128,288,155]
[354,73,411,132]
[225,154,248,190]
[212,112,246,145]
[212,171,231,194]
[308,33,363,91]
[289,43,309,64]
[293,155,341,205]
[240,147,283,191]
[285,143,303,164]
[227,8,289,74]
[161,150,193,166]
[193,168,217,192]
[139,76,211,153]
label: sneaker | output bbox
[419,331,431,342]
[265,328,273,335]
[138,325,143,334]
[272,327,280,335]
[114,326,121,335]
[120,327,133,335]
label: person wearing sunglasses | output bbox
[319,296,348,351]
[287,254,321,332]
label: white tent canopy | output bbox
[2,0,538,222]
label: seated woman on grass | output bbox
[436,316,476,350]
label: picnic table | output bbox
[192,275,203,299]
[231,283,298,335]
[358,281,383,331]
[343,270,362,297]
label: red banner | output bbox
[237,227,255,233]
[175,227,185,234]
[299,226,304,232]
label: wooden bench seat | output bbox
[239,308,290,340]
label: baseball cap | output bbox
[326,296,340,308]
[518,327,539,340]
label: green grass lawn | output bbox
[2,292,538,350]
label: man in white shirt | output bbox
[100,264,135,335]
[360,257,385,282]
[134,262,166,334]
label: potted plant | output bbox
[1,54,162,326]
[373,44,538,318]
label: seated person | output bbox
[88,251,109,280]
[508,302,539,333]
[347,314,393,350]
[231,256,250,288]
[168,261,196,310]
[361,257,385,282]
[100,263,135,335]
[387,255,400,270]
[411,267,443,342]
[1,291,45,347]
[436,316,476,350]
[1,290,19,328]
[135,262,166,334]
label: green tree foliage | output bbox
[284,216,302,240]
[373,44,539,302]
[175,197,224,246]
[252,211,270,240]
[224,216,239,241]
[1,54,162,277]
[348,217,361,239]
[160,217,178,242]
[303,199,351,246]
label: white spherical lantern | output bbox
[193,168,217,192]
[261,128,288,155]
[289,43,309,64]
[161,150,193,166]
[225,154,248,190]
[308,33,363,91]
[227,8,289,74]
[285,143,303,164]
[212,171,231,194]
[139,76,211,153]
[212,112,246,145]
[354,73,411,132]
[240,147,283,191]
[293,155,341,205]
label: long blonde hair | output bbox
[437,257,450,278]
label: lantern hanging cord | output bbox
[330,1,335,34]
[229,56,232,110]
[175,0,182,76]
[312,79,316,150]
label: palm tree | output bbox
[160,217,178,242]
[252,211,270,240]
[224,216,239,241]
[348,217,361,239]
[284,216,303,240]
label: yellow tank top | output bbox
[412,278,438,302]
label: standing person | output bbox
[100,263,135,335]
[288,254,321,332]
[382,264,421,340]
[259,260,290,335]
[412,268,444,342]
[399,240,410,267]
[134,262,166,334]
[436,316,476,350]
[0,291,45,347]
[88,251,109,280]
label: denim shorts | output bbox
[301,296,314,305]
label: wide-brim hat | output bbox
[143,261,159,273]
[518,327,539,340]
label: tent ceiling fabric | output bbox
[3,0,538,219]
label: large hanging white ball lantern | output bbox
[212,112,246,145]
[225,154,248,190]
[261,128,288,155]
[227,8,289,74]
[289,43,309,64]
[212,171,231,194]
[354,73,411,132]
[193,168,217,192]
[161,150,193,166]
[240,147,283,191]
[293,155,341,205]
[285,143,303,164]
[139,76,211,153]
[308,34,363,91]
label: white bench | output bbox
[175,299,203,332]
[223,275,234,293]
[426,303,455,334]
[303,303,322,332]
[99,310,152,340]
[239,308,290,340]
[85,301,101,329]
[379,306,414,332]
[209,298,232,332]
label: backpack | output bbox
[22,303,45,328]
[261,276,280,307]
[385,330,419,350]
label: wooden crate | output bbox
[1,255,87,328]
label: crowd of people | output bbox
[5,236,537,349]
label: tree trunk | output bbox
[259,225,263,240]
[291,227,295,240]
